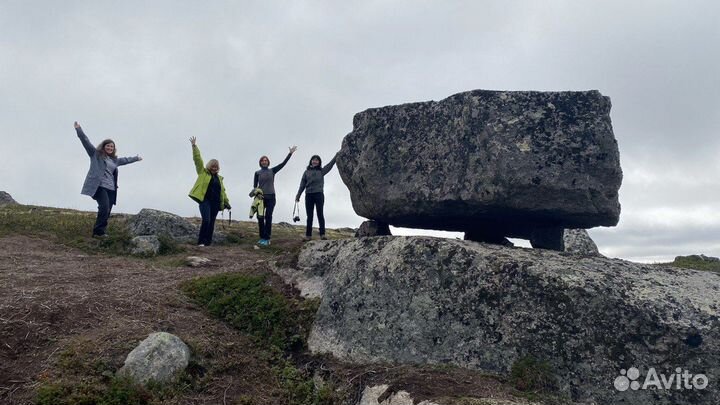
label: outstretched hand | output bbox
[137,156,143,161]
[189,136,197,146]
[289,145,298,154]
[74,121,81,129]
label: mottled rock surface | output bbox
[130,235,161,256]
[127,208,198,242]
[337,90,622,243]
[356,220,392,237]
[563,229,600,255]
[0,191,18,206]
[300,237,719,405]
[117,332,190,385]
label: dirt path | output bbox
[0,234,287,405]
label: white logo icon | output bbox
[614,366,708,391]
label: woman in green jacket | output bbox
[188,136,230,246]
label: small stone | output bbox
[355,220,392,237]
[185,256,211,267]
[130,235,161,256]
[563,229,600,255]
[117,332,190,385]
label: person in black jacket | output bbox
[252,146,297,246]
[295,153,336,241]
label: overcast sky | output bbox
[1,0,718,262]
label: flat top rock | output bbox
[337,89,622,234]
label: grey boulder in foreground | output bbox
[118,332,190,385]
[337,90,622,247]
[299,237,719,405]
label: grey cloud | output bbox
[1,1,717,262]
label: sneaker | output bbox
[302,236,312,241]
[265,239,271,246]
[92,233,107,239]
[198,244,205,247]
[257,239,264,245]
[320,235,327,240]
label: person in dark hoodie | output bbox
[295,153,337,241]
[252,146,297,246]
[74,121,142,237]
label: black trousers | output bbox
[92,187,116,236]
[198,199,220,245]
[305,192,325,237]
[257,194,276,240]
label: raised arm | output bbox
[117,156,142,166]
[271,146,297,174]
[190,137,204,175]
[295,172,307,201]
[321,154,337,175]
[74,121,96,158]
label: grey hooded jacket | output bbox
[76,127,140,204]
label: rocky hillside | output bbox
[1,202,570,405]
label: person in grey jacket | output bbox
[252,145,297,246]
[295,153,337,240]
[74,121,142,237]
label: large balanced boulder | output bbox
[117,332,190,385]
[0,191,18,206]
[298,237,719,405]
[127,208,198,243]
[336,90,622,249]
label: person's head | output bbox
[307,155,322,169]
[259,155,270,168]
[206,159,220,175]
[96,139,116,158]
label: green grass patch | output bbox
[273,360,342,405]
[662,255,720,272]
[36,376,151,405]
[0,204,132,255]
[509,356,557,393]
[180,272,342,404]
[181,273,318,352]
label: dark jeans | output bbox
[305,192,325,237]
[198,199,220,245]
[92,187,116,236]
[257,194,276,240]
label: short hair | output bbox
[206,159,219,170]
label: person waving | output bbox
[252,146,297,246]
[188,136,231,246]
[74,121,142,237]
